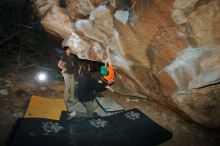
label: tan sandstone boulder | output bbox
[33,0,220,127]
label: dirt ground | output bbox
[109,93,220,146]
[0,74,220,146]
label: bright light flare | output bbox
[37,73,47,81]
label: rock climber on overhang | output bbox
[99,46,115,92]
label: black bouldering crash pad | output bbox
[8,108,172,146]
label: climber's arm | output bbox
[58,60,65,70]
[58,60,66,73]
[104,45,112,67]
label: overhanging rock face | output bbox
[33,0,220,128]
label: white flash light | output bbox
[37,73,47,81]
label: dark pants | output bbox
[75,101,95,117]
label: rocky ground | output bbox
[0,71,220,146]
[112,94,220,146]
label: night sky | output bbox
[0,0,61,73]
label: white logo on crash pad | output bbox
[89,119,108,128]
[42,122,64,135]
[124,111,140,120]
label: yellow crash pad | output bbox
[24,95,67,120]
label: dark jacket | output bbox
[78,75,107,102]
[60,54,75,74]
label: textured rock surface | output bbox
[34,0,220,127]
[189,0,220,46]
[170,86,220,128]
[65,0,94,19]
